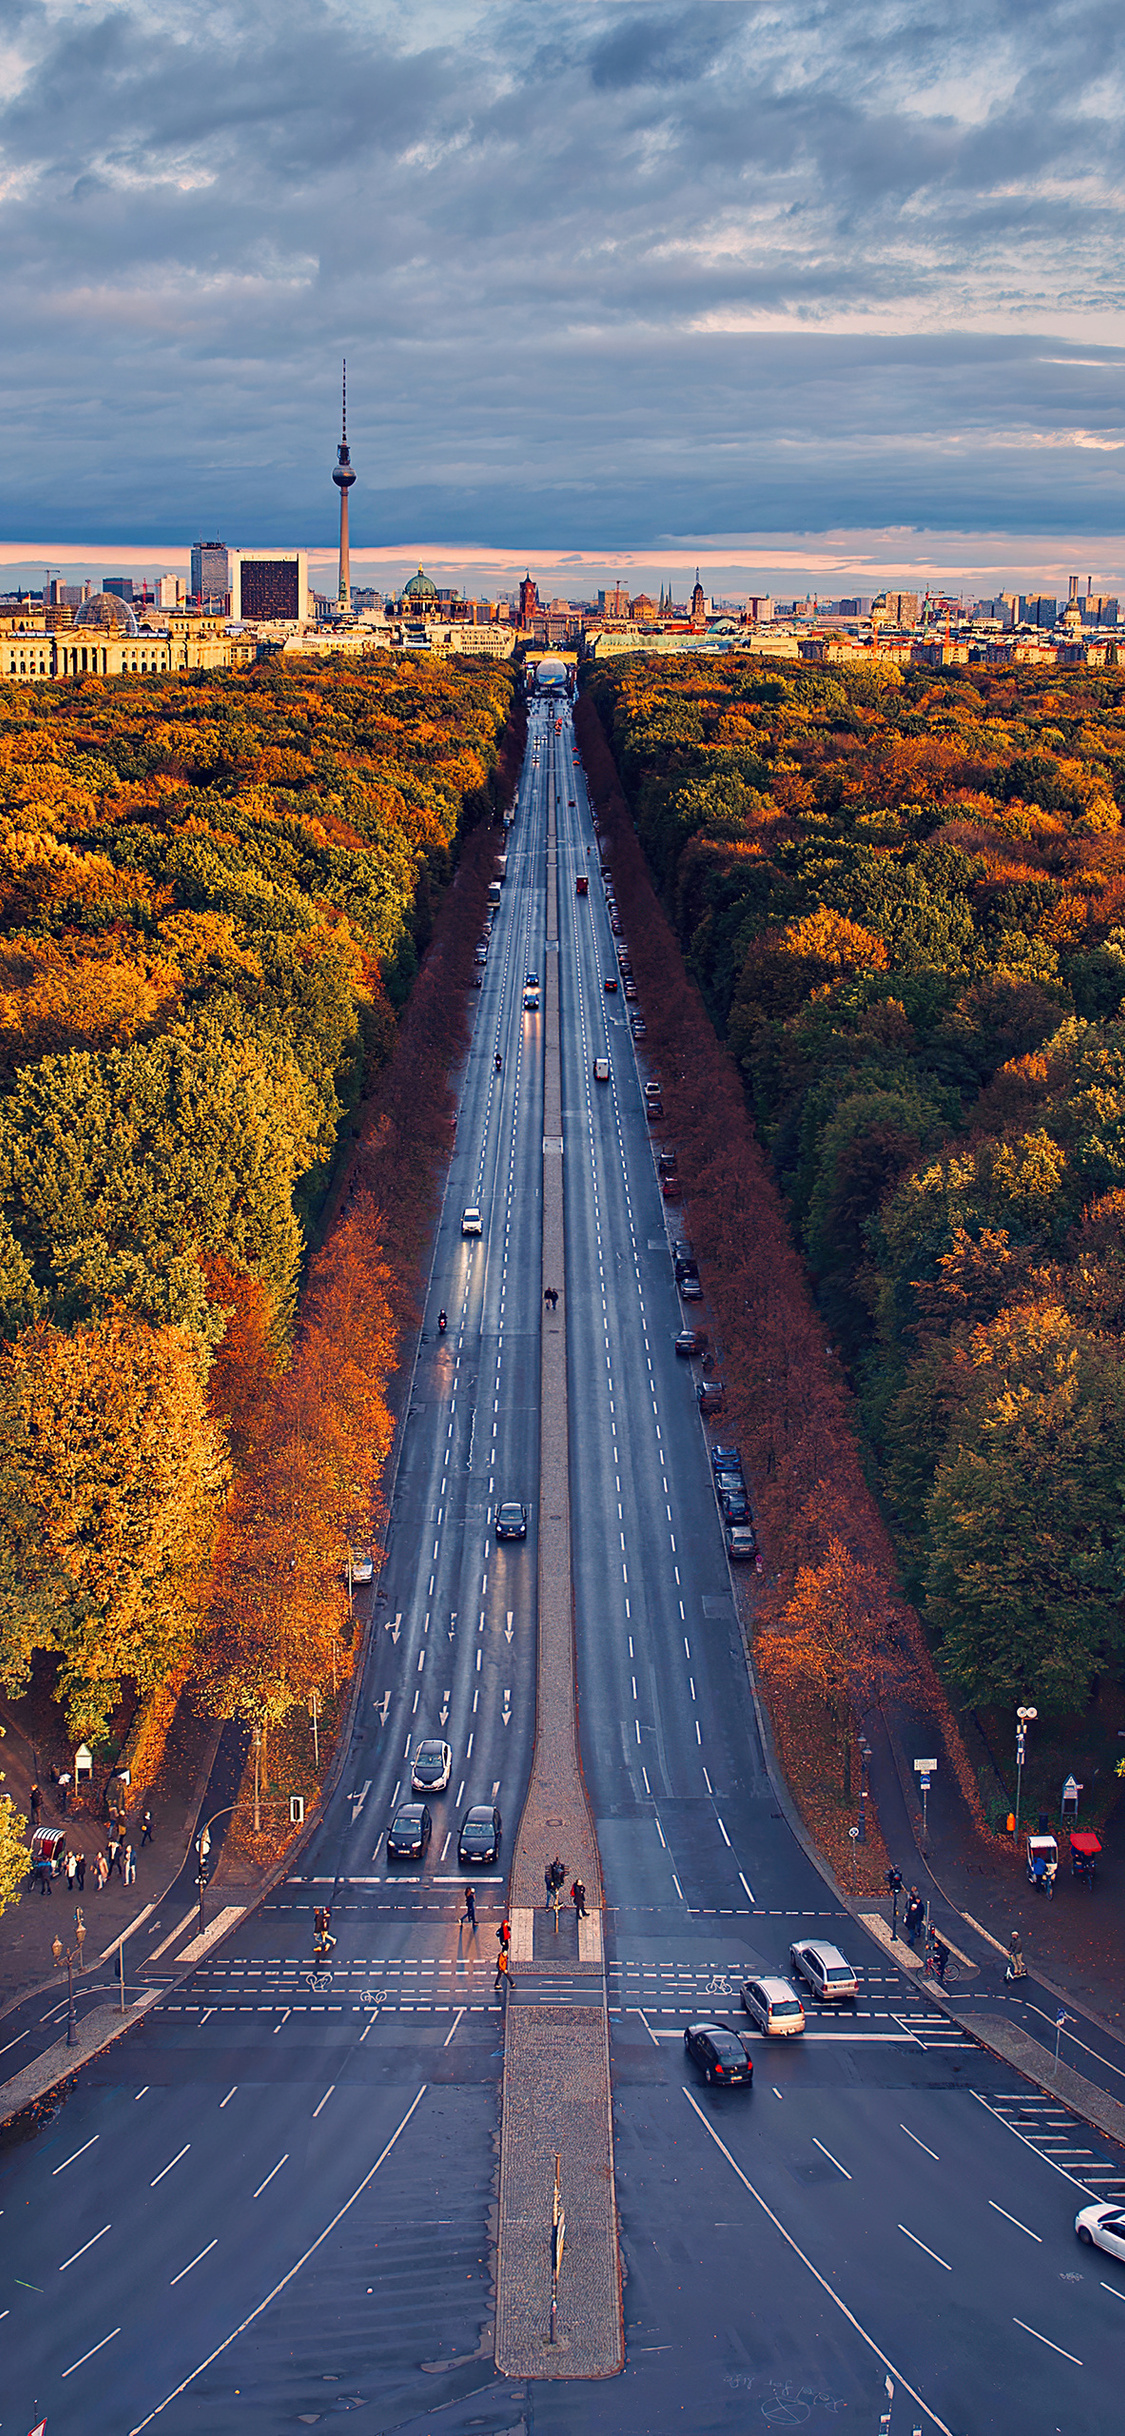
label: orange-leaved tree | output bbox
[757,1538,916,1796]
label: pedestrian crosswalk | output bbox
[975,2091,1125,2207]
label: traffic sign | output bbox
[914,1759,938,1773]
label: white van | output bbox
[593,1057,609,1082]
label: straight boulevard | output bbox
[2,699,1125,2434]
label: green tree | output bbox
[924,1302,1125,1711]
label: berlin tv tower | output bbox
[333,359,356,613]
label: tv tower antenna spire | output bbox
[332,357,356,614]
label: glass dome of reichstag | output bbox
[74,592,140,636]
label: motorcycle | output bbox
[495,1053,502,1072]
[438,1310,447,1335]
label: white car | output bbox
[740,1975,805,2037]
[1076,2203,1125,2261]
[788,1939,858,2002]
[411,1739,453,1793]
[461,1206,482,1237]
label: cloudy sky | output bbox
[2,0,1124,592]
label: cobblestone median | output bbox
[495,751,623,2379]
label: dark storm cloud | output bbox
[0,0,1122,546]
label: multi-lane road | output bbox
[4,697,1125,2435]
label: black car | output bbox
[458,1804,503,1866]
[675,1328,707,1357]
[387,1802,432,1863]
[719,1484,749,1525]
[674,1254,699,1284]
[683,2021,753,2086]
[496,1501,528,1540]
[658,1153,678,1177]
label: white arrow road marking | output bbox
[374,1694,391,1726]
[502,1689,512,1725]
[440,1692,451,1725]
[505,1610,514,1643]
[349,1781,371,1819]
[386,1612,402,1644]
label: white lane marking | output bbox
[62,2326,121,2377]
[738,1872,755,1904]
[1101,2281,1125,2302]
[170,2240,218,2285]
[900,2123,939,2161]
[812,2138,851,2180]
[971,2092,1101,2194]
[151,2144,191,2187]
[671,1875,685,1902]
[443,2008,466,2048]
[989,2199,1041,2242]
[682,2091,954,2434]
[53,2134,100,2175]
[716,1818,731,1847]
[312,2086,335,2119]
[134,2088,149,2101]
[218,2086,237,2108]
[146,1905,199,1962]
[59,2224,112,2271]
[898,2223,951,2271]
[253,2154,289,2198]
[655,1818,666,1848]
[1012,2319,1081,2365]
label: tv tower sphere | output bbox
[333,360,356,610]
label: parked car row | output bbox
[710,1440,760,1563]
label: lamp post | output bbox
[51,1933,81,2046]
[1015,1705,1038,1840]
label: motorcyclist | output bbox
[495,1052,502,1072]
[438,1309,447,1334]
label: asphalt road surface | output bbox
[4,696,1125,2436]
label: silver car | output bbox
[740,1975,806,2037]
[788,1939,858,2002]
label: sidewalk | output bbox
[0,1688,247,2022]
[864,1694,1125,2035]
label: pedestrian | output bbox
[66,1851,77,1892]
[29,1783,41,1827]
[108,1838,123,1880]
[498,1917,511,1951]
[76,1852,86,1892]
[904,1890,924,1949]
[139,1807,153,1847]
[125,1845,135,1886]
[37,1859,51,1896]
[571,1878,587,1919]
[494,1948,509,1997]
[58,1772,70,1817]
[930,1936,948,1986]
[461,1886,477,1931]
[96,1853,108,1894]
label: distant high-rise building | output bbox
[872,590,919,627]
[598,582,630,619]
[229,550,309,623]
[191,539,230,609]
[103,576,134,604]
[1019,595,1058,628]
[333,360,356,612]
[156,573,184,609]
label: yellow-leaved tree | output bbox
[0,1311,230,1740]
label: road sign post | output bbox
[914,1759,937,1841]
[549,2153,565,2344]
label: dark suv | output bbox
[387,1803,432,1863]
[458,1805,502,1866]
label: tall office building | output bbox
[229,550,309,623]
[332,361,356,613]
[191,539,230,609]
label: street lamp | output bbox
[1015,1705,1038,1840]
[51,1918,85,2047]
[194,1803,239,1934]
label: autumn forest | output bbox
[586,653,1125,1724]
[0,654,513,1748]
